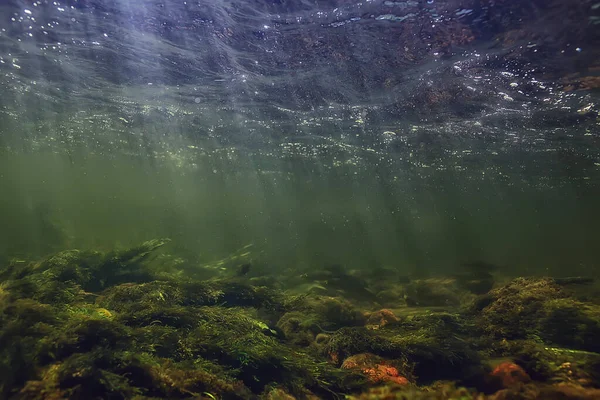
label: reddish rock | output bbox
[490,361,531,388]
[341,353,409,386]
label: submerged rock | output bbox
[489,361,531,389]
[477,278,600,352]
[341,353,410,386]
[364,309,400,330]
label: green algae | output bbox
[1,242,600,399]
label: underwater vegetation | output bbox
[1,241,600,399]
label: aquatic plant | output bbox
[2,243,600,399]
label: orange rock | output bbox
[490,361,530,388]
[373,364,409,385]
[341,353,409,386]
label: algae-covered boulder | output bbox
[489,339,600,388]
[477,278,566,339]
[275,295,366,346]
[0,239,171,306]
[324,311,484,386]
[16,349,249,400]
[477,278,600,352]
[539,299,600,353]
[0,250,100,305]
[276,310,318,346]
[97,279,286,314]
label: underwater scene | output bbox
[1,0,600,398]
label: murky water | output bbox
[2,2,600,399]
[1,0,599,274]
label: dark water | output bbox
[1,0,599,276]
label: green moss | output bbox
[345,383,476,400]
[276,311,318,346]
[36,318,132,365]
[539,299,600,353]
[477,278,600,353]
[274,295,366,348]
[4,243,600,399]
[97,280,286,316]
[477,278,566,339]
[324,312,483,385]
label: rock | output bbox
[365,309,399,330]
[341,353,409,386]
[490,361,531,388]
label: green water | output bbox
[2,144,598,278]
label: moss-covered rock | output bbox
[275,295,366,345]
[477,278,566,339]
[476,278,600,352]
[324,311,484,386]
[539,299,600,353]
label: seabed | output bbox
[1,239,599,399]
